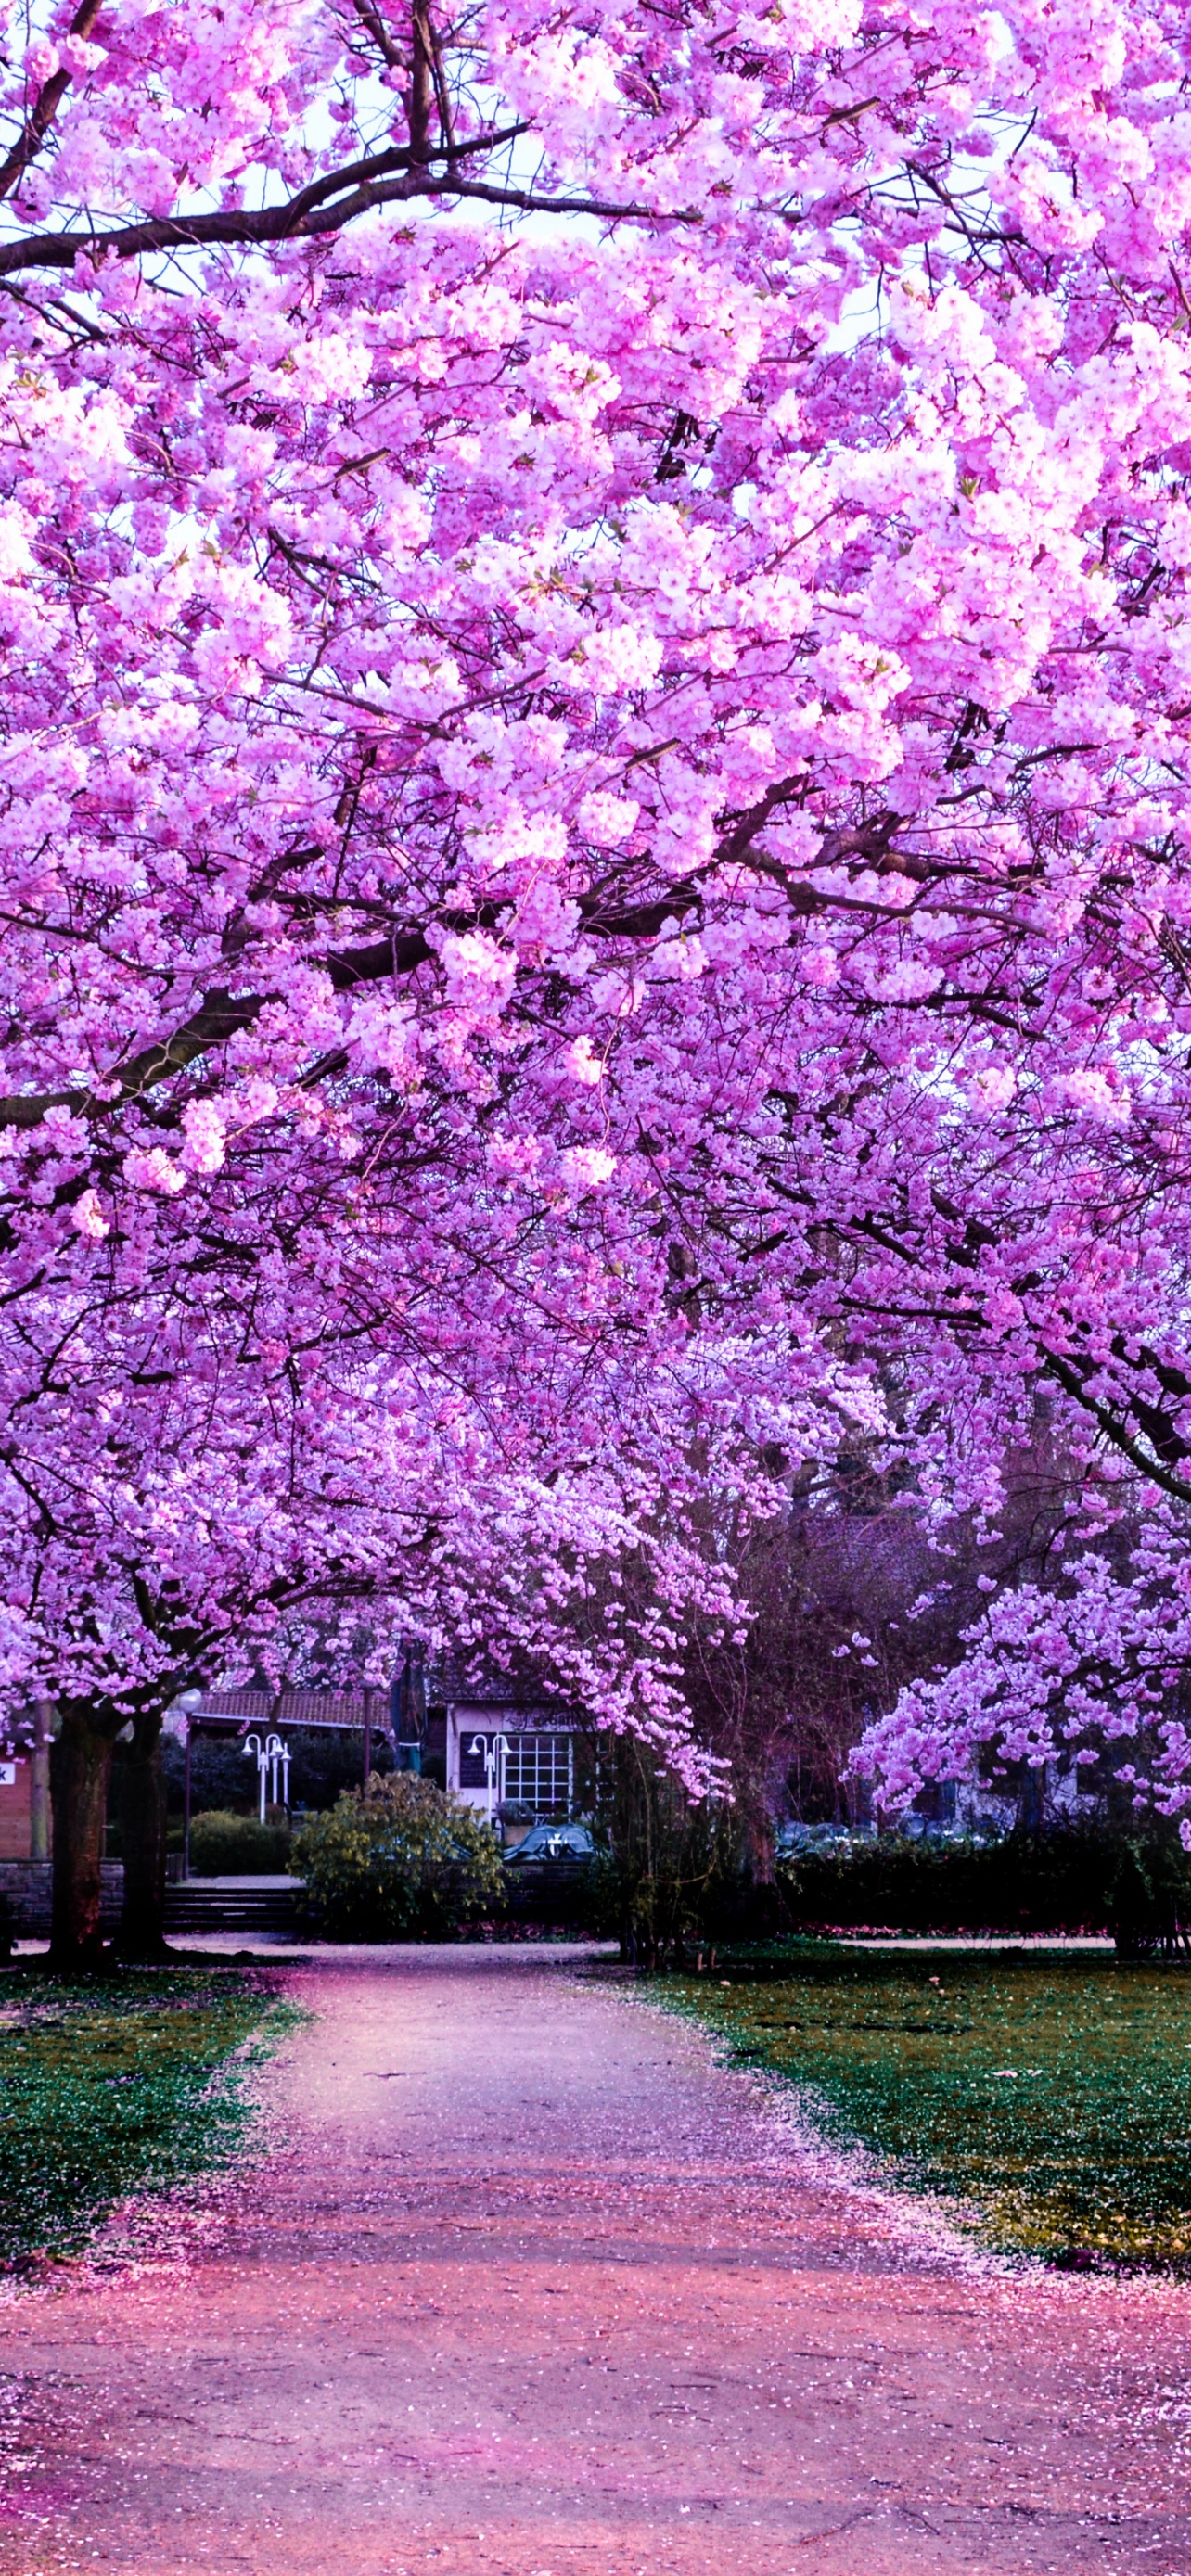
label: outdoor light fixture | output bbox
[468,1733,509,1821]
[267,1732,291,1810]
[176,1687,205,1883]
[243,1730,292,1824]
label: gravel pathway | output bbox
[2,1945,1191,2575]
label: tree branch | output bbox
[1043,1348,1191,1509]
[348,0,406,73]
[0,780,811,1134]
[0,134,662,280]
[0,876,723,1132]
[0,0,103,205]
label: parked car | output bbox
[775,1821,857,1858]
[504,1821,596,1866]
[501,1818,597,1922]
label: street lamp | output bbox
[469,1733,508,1824]
[243,1732,263,1821]
[173,1686,203,1883]
[265,1731,290,1810]
[243,1730,291,1823]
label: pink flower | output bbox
[122,1149,186,1197]
[563,1035,603,1086]
[70,1190,109,1240]
[560,1146,617,1190]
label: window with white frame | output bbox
[503,1733,573,1813]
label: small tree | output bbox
[293,1773,504,1940]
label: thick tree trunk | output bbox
[113,1712,170,1959]
[49,1708,113,1968]
[742,1793,775,1887]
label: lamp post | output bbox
[265,1732,290,1810]
[243,1730,290,1823]
[173,1687,203,1881]
[243,1732,263,1821]
[469,1733,509,1824]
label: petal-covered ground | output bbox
[2,1945,1190,2575]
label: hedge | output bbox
[188,1809,292,1875]
[776,1827,1191,1945]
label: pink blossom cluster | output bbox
[1,0,1191,1799]
[850,1518,1191,1841]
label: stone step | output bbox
[164,1879,301,1934]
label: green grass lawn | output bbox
[654,1943,1191,2270]
[0,1966,294,2270]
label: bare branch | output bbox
[348,0,407,74]
[0,131,666,280]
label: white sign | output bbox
[0,1763,16,1787]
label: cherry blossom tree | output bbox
[847,1499,1191,1840]
[6,1046,876,1960]
[5,0,1191,1918]
[4,1204,802,1959]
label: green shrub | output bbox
[292,1773,504,1939]
[775,1825,1191,1941]
[566,1827,1191,1958]
[581,1847,768,1957]
[188,1808,291,1875]
[1105,1833,1191,1955]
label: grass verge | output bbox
[0,1965,297,2271]
[652,1941,1191,2270]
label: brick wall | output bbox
[0,1759,31,1861]
[0,1862,123,1935]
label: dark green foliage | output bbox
[776,1827,1158,1939]
[188,1808,291,1874]
[583,1734,784,1963]
[502,1858,599,1923]
[161,1727,393,1821]
[583,1841,792,1958]
[292,1773,504,1938]
[162,1730,250,1817]
[0,1968,289,2269]
[1104,1835,1191,1956]
[656,1946,1191,2270]
[508,1817,1191,1954]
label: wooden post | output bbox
[362,1687,373,1792]
[30,1699,51,1862]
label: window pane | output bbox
[504,1734,572,1813]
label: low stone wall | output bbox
[0,1861,124,1936]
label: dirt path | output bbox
[3,1946,1191,2576]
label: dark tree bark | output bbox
[49,1707,114,1967]
[742,1800,776,1888]
[113,1710,170,1959]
